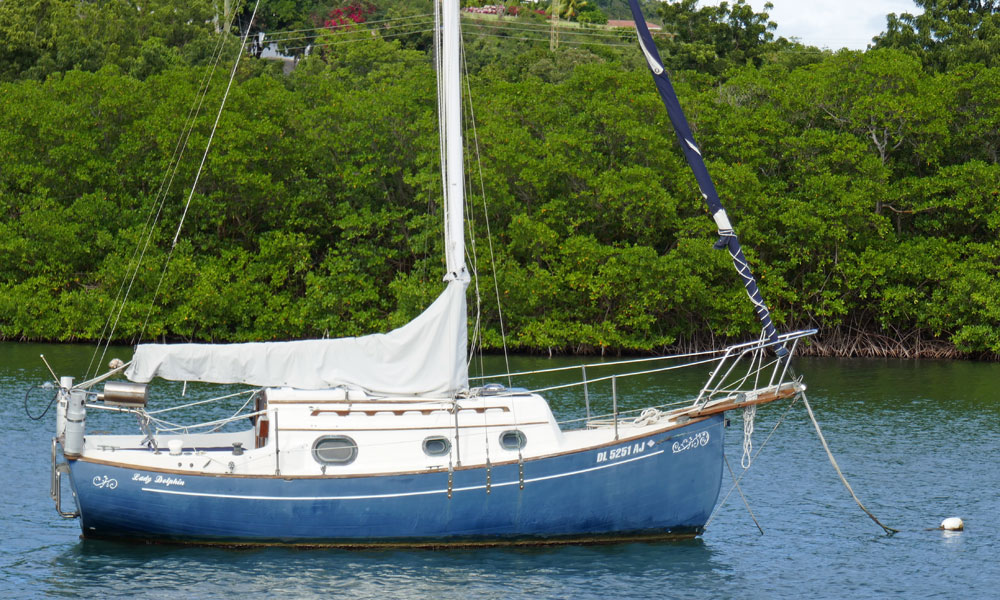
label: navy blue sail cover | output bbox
[627,0,784,355]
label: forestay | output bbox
[627,0,783,353]
[125,280,469,397]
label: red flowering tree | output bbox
[324,1,376,30]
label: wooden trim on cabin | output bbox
[266,396,531,405]
[276,420,548,433]
[309,406,511,417]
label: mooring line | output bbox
[724,454,764,535]
[800,391,898,535]
[705,395,799,530]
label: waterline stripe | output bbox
[140,450,665,501]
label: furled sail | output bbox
[125,279,468,396]
[627,0,784,354]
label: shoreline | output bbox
[2,332,995,362]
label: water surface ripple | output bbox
[2,345,998,598]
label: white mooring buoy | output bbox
[940,517,964,531]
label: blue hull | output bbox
[68,416,725,546]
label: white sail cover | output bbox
[125,281,469,397]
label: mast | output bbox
[441,0,467,283]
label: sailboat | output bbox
[46,0,814,546]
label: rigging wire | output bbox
[466,20,634,38]
[243,13,436,41]
[258,15,633,54]
[106,53,231,353]
[252,17,437,47]
[457,19,483,372]
[463,30,632,47]
[456,40,487,381]
[280,28,438,53]
[245,14,629,48]
[456,20,520,471]
[137,0,264,342]
[171,1,263,250]
[145,388,259,415]
[87,3,249,376]
[461,35,512,387]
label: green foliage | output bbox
[656,0,779,74]
[578,6,609,26]
[1,3,1000,359]
[874,0,1000,72]
[0,0,218,82]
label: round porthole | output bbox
[499,430,526,451]
[312,436,357,465]
[422,436,451,457]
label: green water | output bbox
[2,342,999,599]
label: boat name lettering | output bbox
[92,475,118,489]
[132,473,186,487]
[155,475,186,487]
[671,431,710,454]
[595,440,655,463]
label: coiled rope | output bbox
[633,407,663,427]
